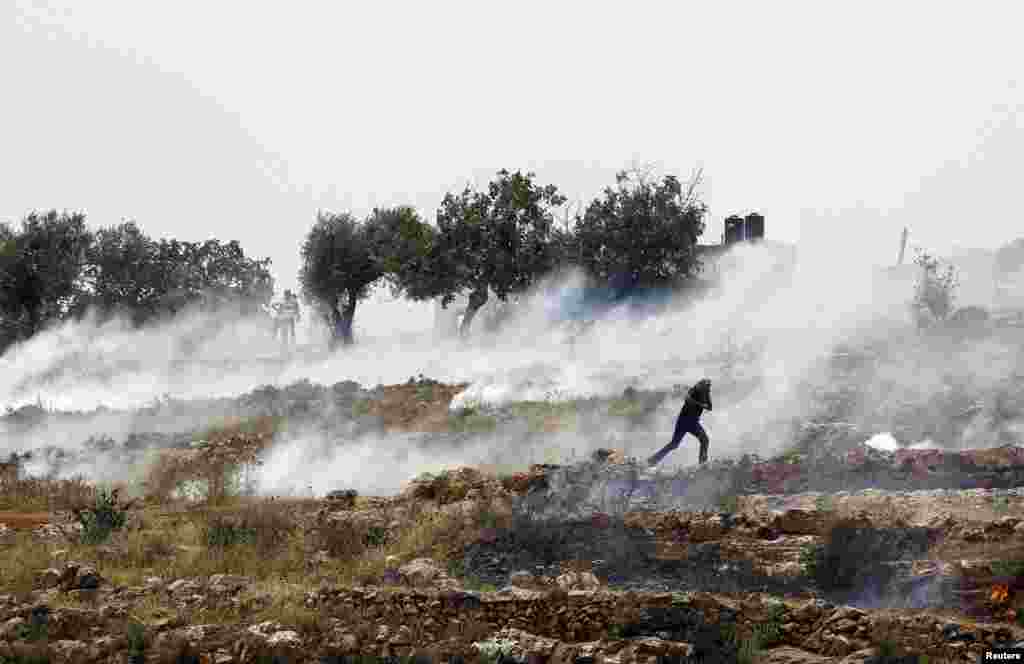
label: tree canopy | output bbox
[78,222,273,324]
[415,169,567,335]
[299,211,386,347]
[0,210,92,344]
[573,168,707,294]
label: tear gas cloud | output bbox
[2,226,1022,496]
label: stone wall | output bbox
[304,585,1022,662]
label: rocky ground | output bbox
[1,442,1024,663]
[2,377,1024,663]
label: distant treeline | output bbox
[0,165,713,352]
[0,211,273,352]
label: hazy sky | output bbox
[2,1,1022,293]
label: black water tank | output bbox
[744,213,765,241]
[724,215,745,245]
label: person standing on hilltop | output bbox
[647,378,712,467]
[273,290,301,348]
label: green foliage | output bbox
[420,169,567,336]
[126,621,146,656]
[0,211,272,352]
[448,407,498,433]
[0,210,92,347]
[203,519,258,548]
[86,228,273,322]
[799,542,821,578]
[992,495,1010,514]
[760,601,786,646]
[509,400,579,431]
[364,525,388,548]
[736,633,763,664]
[815,493,836,513]
[473,636,523,663]
[607,398,646,418]
[715,490,740,514]
[369,206,439,301]
[990,558,1024,577]
[351,399,373,418]
[75,487,129,544]
[572,167,708,290]
[14,620,48,642]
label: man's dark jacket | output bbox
[679,383,712,418]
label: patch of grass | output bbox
[991,558,1024,577]
[799,543,820,578]
[351,399,373,418]
[607,398,646,418]
[509,400,579,432]
[14,618,48,642]
[0,655,51,664]
[715,490,740,514]
[448,407,498,433]
[0,534,57,597]
[760,601,785,646]
[473,636,523,664]
[736,631,763,664]
[462,579,498,593]
[198,502,297,554]
[126,620,147,658]
[814,493,836,513]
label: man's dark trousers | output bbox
[648,413,708,466]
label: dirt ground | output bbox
[364,382,471,431]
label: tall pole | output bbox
[897,227,908,266]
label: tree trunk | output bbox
[338,291,357,346]
[459,288,488,338]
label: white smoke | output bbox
[2,231,1022,496]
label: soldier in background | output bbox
[273,290,301,348]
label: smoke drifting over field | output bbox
[2,237,1023,497]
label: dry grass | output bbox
[0,532,56,597]
[0,472,98,512]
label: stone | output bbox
[49,639,89,664]
[509,570,536,588]
[555,571,601,591]
[760,647,834,664]
[398,557,459,589]
[773,509,829,536]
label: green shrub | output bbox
[126,621,146,656]
[736,631,763,664]
[203,518,258,548]
[0,656,51,664]
[351,399,373,418]
[365,525,388,548]
[14,620,48,642]
[990,559,1024,578]
[992,495,1010,514]
[75,487,128,545]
